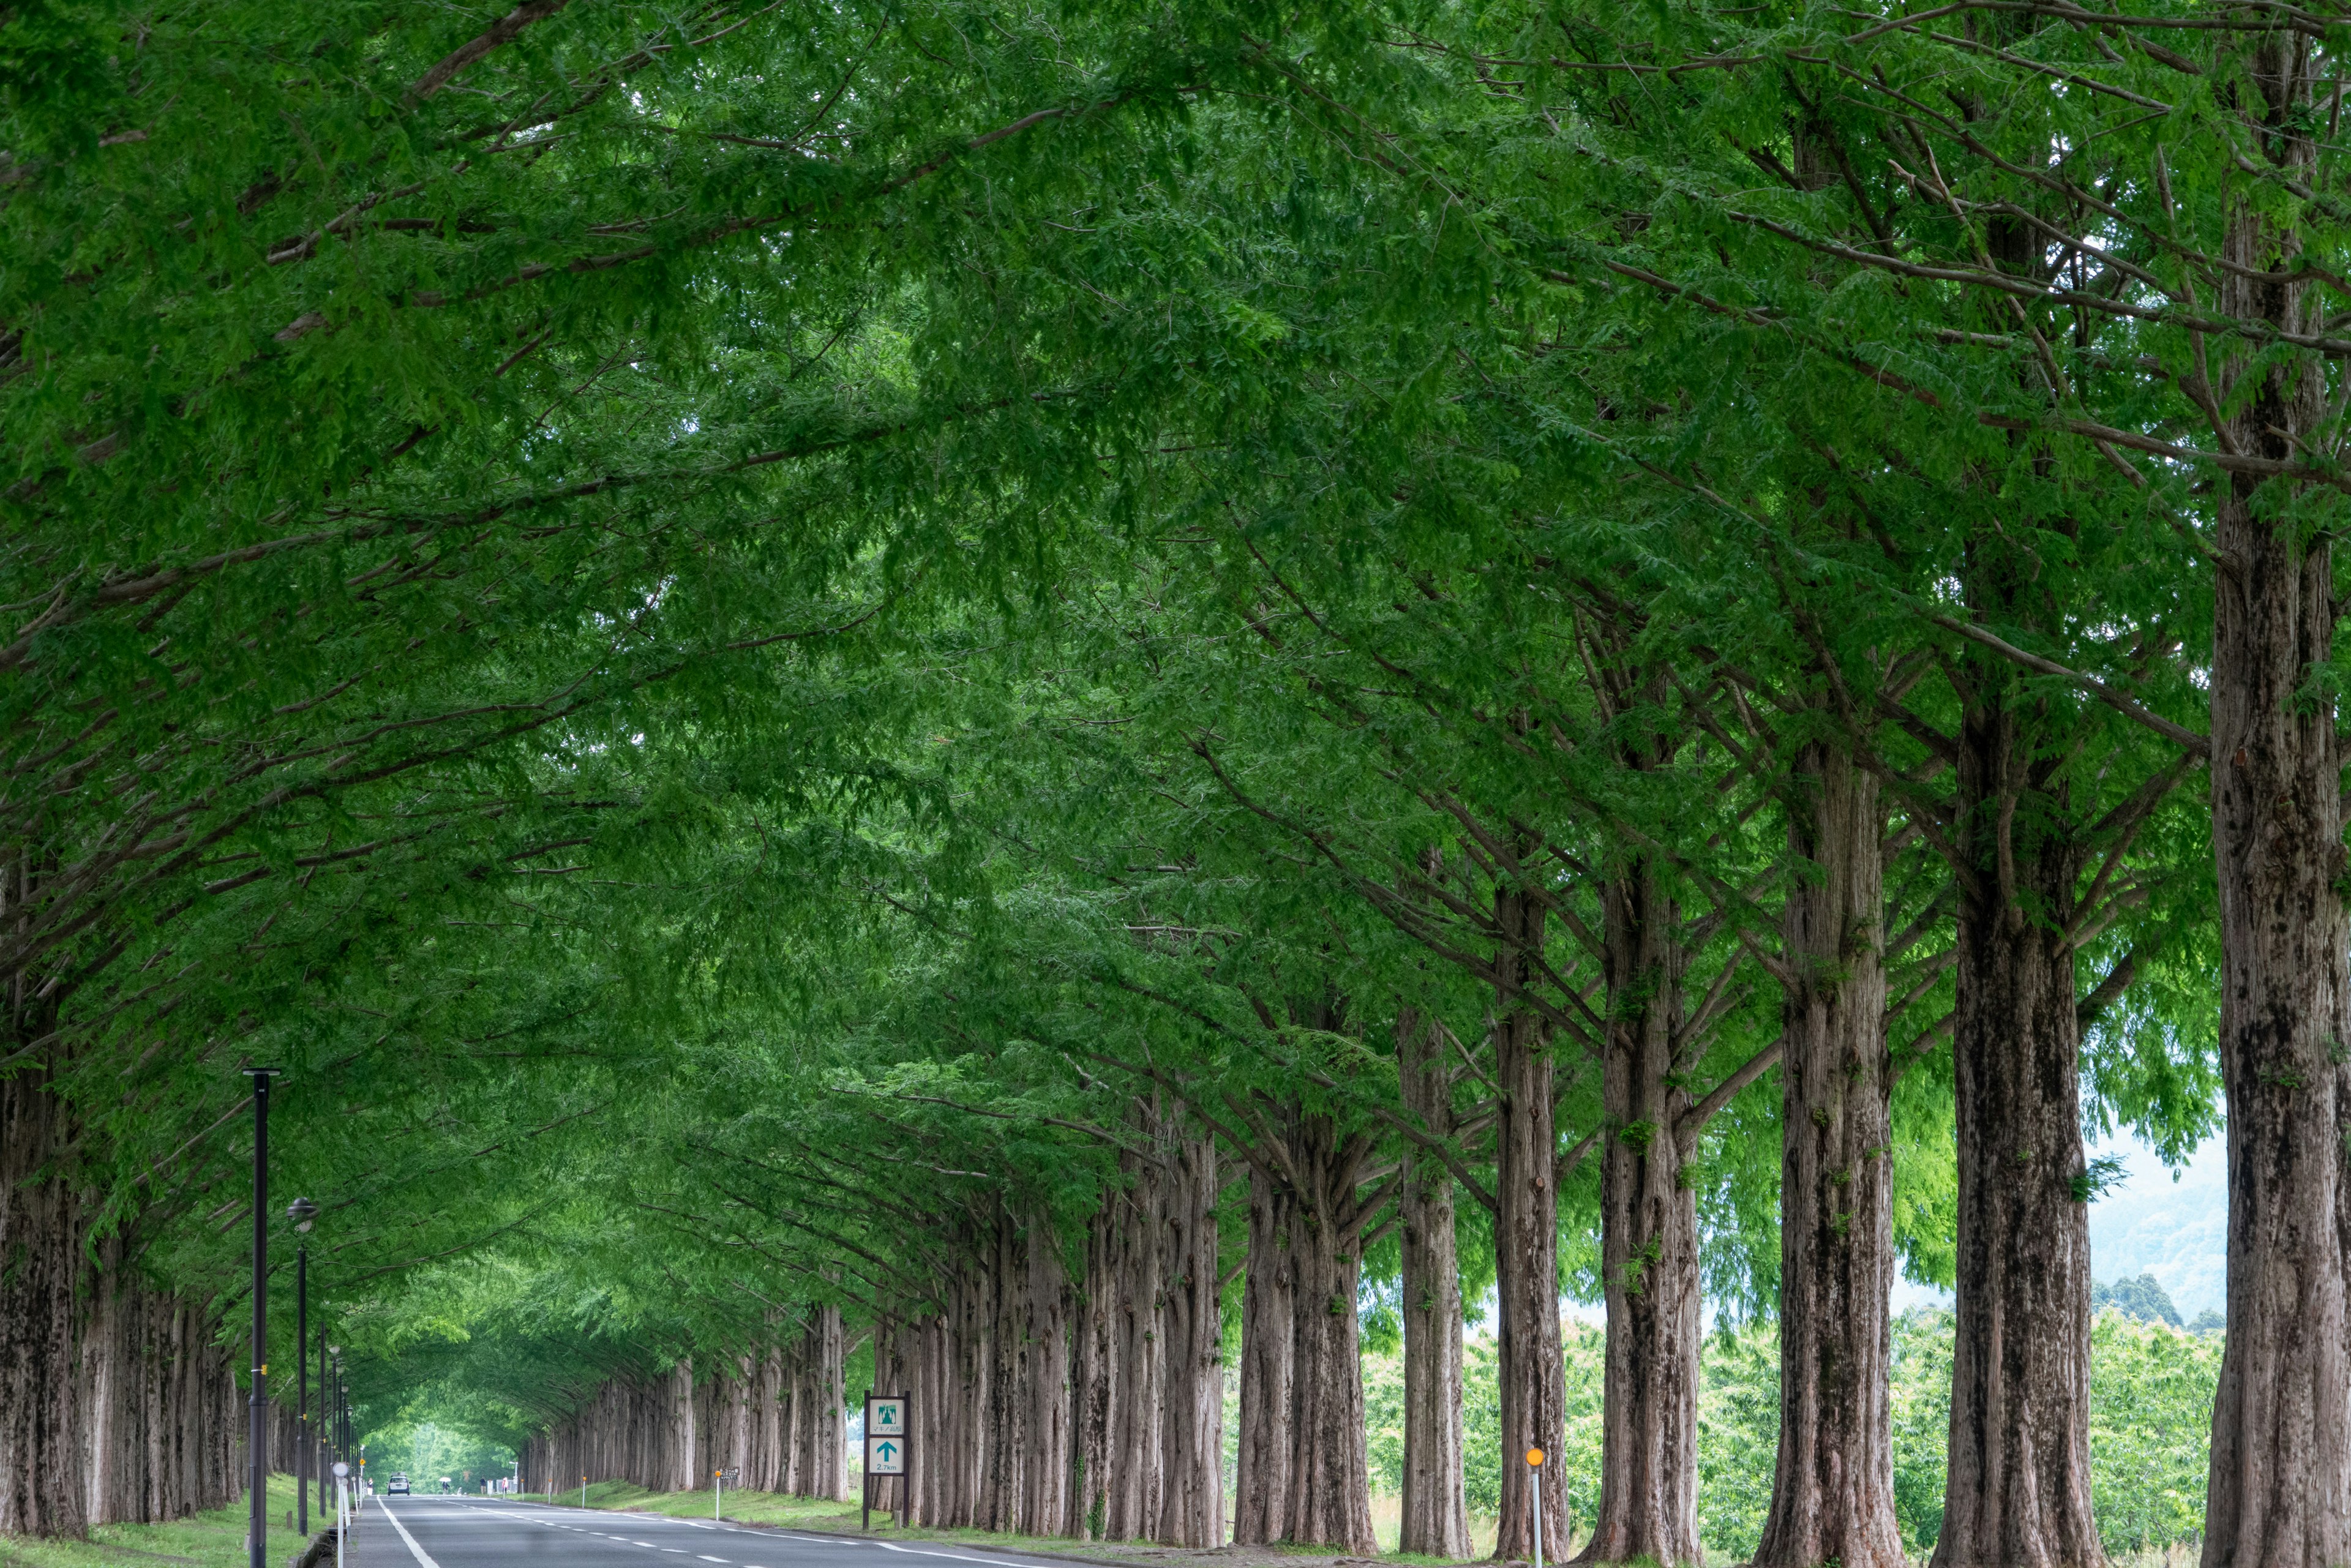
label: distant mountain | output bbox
[2087,1135,2229,1322]
[1890,1133,2232,1323]
[2093,1272,2181,1326]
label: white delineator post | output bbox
[1525,1449,1545,1568]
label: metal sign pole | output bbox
[1525,1449,1545,1568]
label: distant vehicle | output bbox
[388,1474,411,1495]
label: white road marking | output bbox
[772,1533,1072,1568]
[377,1501,446,1568]
[699,1555,729,1561]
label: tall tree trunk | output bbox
[2203,28,2351,1567]
[760,1342,786,1494]
[0,1060,88,1537]
[672,1358,699,1495]
[1073,1206,1119,1541]
[1493,885,1567,1563]
[1752,743,1902,1568]
[1283,1116,1376,1555]
[1933,685,2100,1567]
[1396,1007,1470,1559]
[1022,1222,1072,1537]
[1234,1166,1297,1546]
[814,1308,844,1501]
[1578,858,1702,1568]
[1157,1136,1223,1547]
[954,1268,989,1526]
[985,1218,1027,1531]
[1108,1159,1164,1540]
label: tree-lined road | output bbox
[351,1498,1081,1568]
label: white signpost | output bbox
[863,1393,909,1530]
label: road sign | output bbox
[861,1391,910,1530]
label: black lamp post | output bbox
[288,1198,318,1536]
[318,1326,331,1520]
[241,1067,282,1568]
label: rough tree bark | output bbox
[2201,26,2351,1568]
[1493,885,1567,1564]
[1,1059,88,1537]
[1234,1166,1297,1546]
[1157,1136,1222,1547]
[984,1218,1027,1532]
[1280,1114,1376,1555]
[1073,1203,1120,1541]
[1106,1157,1163,1541]
[1577,857,1702,1568]
[1396,1007,1470,1560]
[1932,644,2101,1567]
[1022,1224,1071,1538]
[1751,742,1903,1568]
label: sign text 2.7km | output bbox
[866,1395,906,1476]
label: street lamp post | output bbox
[328,1346,345,1515]
[318,1326,331,1520]
[242,1066,282,1568]
[288,1199,318,1537]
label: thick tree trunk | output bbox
[984,1220,1026,1532]
[1157,1136,1222,1547]
[1493,885,1567,1564]
[1073,1207,1119,1540]
[1283,1117,1375,1555]
[1234,1167,1297,1546]
[1577,860,1702,1568]
[1022,1222,1071,1537]
[670,1358,699,1494]
[1396,1008,1470,1559]
[0,1061,89,1537]
[1107,1160,1163,1540]
[1752,745,1903,1568]
[759,1342,786,1493]
[2203,31,2351,1567]
[1933,698,2101,1568]
[916,1314,950,1527]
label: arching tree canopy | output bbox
[7,0,2338,1563]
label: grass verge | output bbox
[1,1475,333,1568]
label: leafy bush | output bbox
[1363,1305,2221,1561]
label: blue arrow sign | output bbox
[877,1441,897,1462]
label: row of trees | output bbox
[6,1,2348,1566]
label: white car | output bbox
[387,1475,411,1495]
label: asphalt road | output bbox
[341,1495,1087,1568]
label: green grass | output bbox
[0,1474,334,1568]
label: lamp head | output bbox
[287,1197,320,1232]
